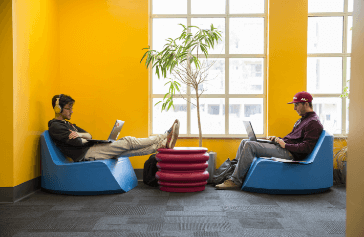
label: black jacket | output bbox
[48,119,93,162]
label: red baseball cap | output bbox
[287,91,313,104]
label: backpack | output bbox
[211,158,238,185]
[143,153,159,187]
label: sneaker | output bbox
[166,119,179,134]
[166,119,180,149]
[215,179,240,190]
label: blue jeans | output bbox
[230,139,294,186]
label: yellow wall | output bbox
[268,0,308,137]
[9,0,59,187]
[0,0,14,187]
[57,0,149,168]
[346,0,364,235]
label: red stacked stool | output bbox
[155,147,210,192]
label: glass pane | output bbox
[153,18,187,52]
[191,98,225,134]
[191,58,225,94]
[153,0,187,14]
[307,57,342,94]
[191,0,226,14]
[191,18,225,54]
[230,18,264,54]
[347,16,353,53]
[308,0,344,13]
[230,0,264,14]
[348,0,354,12]
[153,98,187,134]
[312,97,342,134]
[345,57,350,134]
[229,58,264,94]
[347,57,351,83]
[229,98,263,134]
[308,17,343,54]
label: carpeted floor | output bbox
[0,182,346,237]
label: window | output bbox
[150,0,267,137]
[307,0,353,135]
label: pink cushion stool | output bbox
[155,147,209,192]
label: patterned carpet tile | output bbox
[24,217,100,232]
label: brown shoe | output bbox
[215,179,240,190]
[166,119,180,149]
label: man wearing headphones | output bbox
[48,94,180,162]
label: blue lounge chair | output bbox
[241,130,333,194]
[40,131,138,195]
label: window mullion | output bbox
[225,0,229,135]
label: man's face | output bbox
[294,102,308,116]
[61,103,73,120]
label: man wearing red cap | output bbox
[216,91,323,190]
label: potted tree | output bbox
[141,24,222,147]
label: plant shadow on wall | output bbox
[141,24,222,147]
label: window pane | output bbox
[229,98,263,134]
[307,57,342,94]
[230,0,264,14]
[347,57,351,82]
[153,0,187,14]
[308,17,343,54]
[153,18,187,52]
[153,98,187,134]
[348,0,354,12]
[347,16,353,53]
[312,97,342,134]
[229,58,264,94]
[191,0,226,14]
[308,0,344,13]
[191,98,225,134]
[191,58,225,94]
[230,18,264,54]
[191,18,225,54]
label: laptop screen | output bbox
[108,120,125,141]
[243,121,257,141]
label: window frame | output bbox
[149,0,268,138]
[307,0,352,136]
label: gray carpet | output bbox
[0,182,346,237]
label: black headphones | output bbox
[54,94,63,113]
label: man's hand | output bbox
[275,137,286,148]
[69,130,79,139]
[268,136,276,141]
[269,136,285,148]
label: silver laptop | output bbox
[86,120,124,144]
[243,121,276,144]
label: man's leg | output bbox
[83,120,179,160]
[217,141,293,189]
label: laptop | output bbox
[243,121,276,144]
[86,120,125,144]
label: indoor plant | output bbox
[141,24,222,147]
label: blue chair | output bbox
[241,130,333,194]
[40,131,138,195]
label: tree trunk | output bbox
[196,90,202,147]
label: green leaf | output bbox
[154,101,162,106]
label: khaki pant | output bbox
[82,134,167,161]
